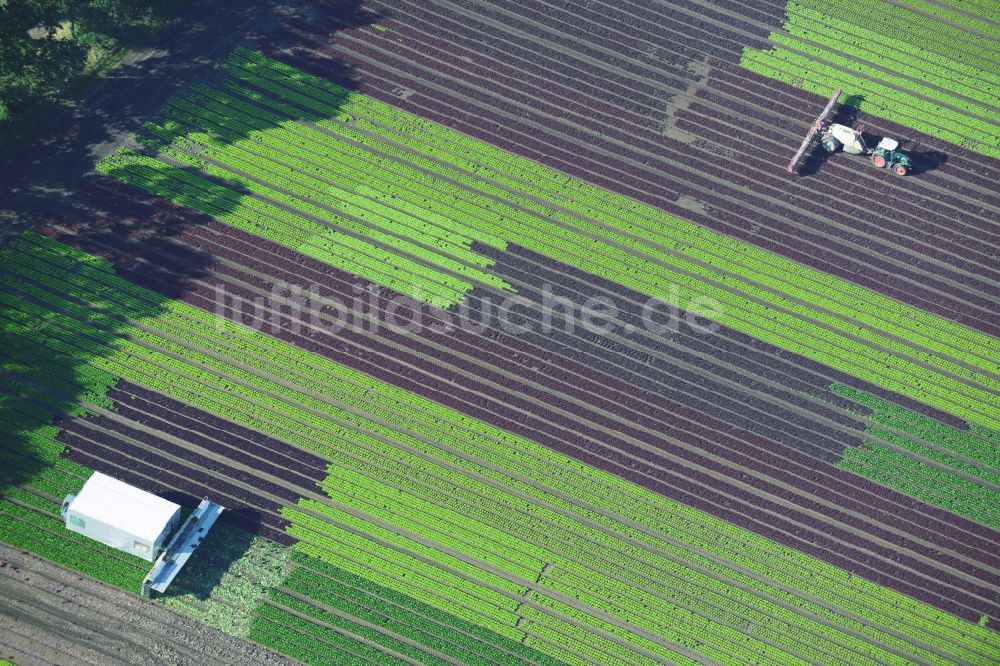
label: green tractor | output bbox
[870,137,912,176]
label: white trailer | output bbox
[62,471,181,562]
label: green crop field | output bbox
[2,1,999,663]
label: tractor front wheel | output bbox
[894,164,908,176]
[871,154,886,168]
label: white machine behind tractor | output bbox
[787,88,912,176]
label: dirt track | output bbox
[0,544,296,666]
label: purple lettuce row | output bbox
[300,41,993,304]
[478,244,864,442]
[59,420,294,512]
[552,437,982,620]
[75,223,1000,621]
[369,0,1000,231]
[489,243,975,430]
[679,97,1000,257]
[72,170,992,544]
[699,67,1000,208]
[396,0,694,89]
[76,412,307,505]
[314,35,1000,315]
[108,382,328,477]
[356,2,996,233]
[58,217,993,562]
[369,21,660,133]
[263,20,1000,335]
[288,3,671,108]
[58,430,293,545]
[183,227,859,460]
[455,0,755,60]
[97,217,998,550]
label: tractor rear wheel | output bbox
[871,154,886,168]
[894,164,908,176]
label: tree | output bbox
[0,1,86,116]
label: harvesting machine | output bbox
[787,88,912,175]
[62,471,224,597]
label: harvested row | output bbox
[270,0,1000,332]
[10,371,566,664]
[48,202,1000,628]
[3,233,997,663]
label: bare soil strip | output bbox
[0,545,296,666]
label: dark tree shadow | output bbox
[0,0,385,570]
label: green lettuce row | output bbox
[798,0,998,50]
[266,590,455,666]
[97,149,469,306]
[144,94,502,270]
[768,32,997,130]
[833,385,1000,467]
[0,499,147,590]
[839,444,1000,527]
[784,3,1000,88]
[225,51,999,370]
[742,0,1000,158]
[899,0,1000,36]
[832,384,1000,527]
[286,553,570,666]
[0,233,976,644]
[291,495,778,664]
[172,80,505,252]
[3,233,998,663]
[250,602,408,666]
[319,468,830,663]
[0,256,988,664]
[309,437,975,665]
[219,53,996,410]
[781,21,998,104]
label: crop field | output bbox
[1,0,998,665]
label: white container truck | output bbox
[61,471,181,562]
